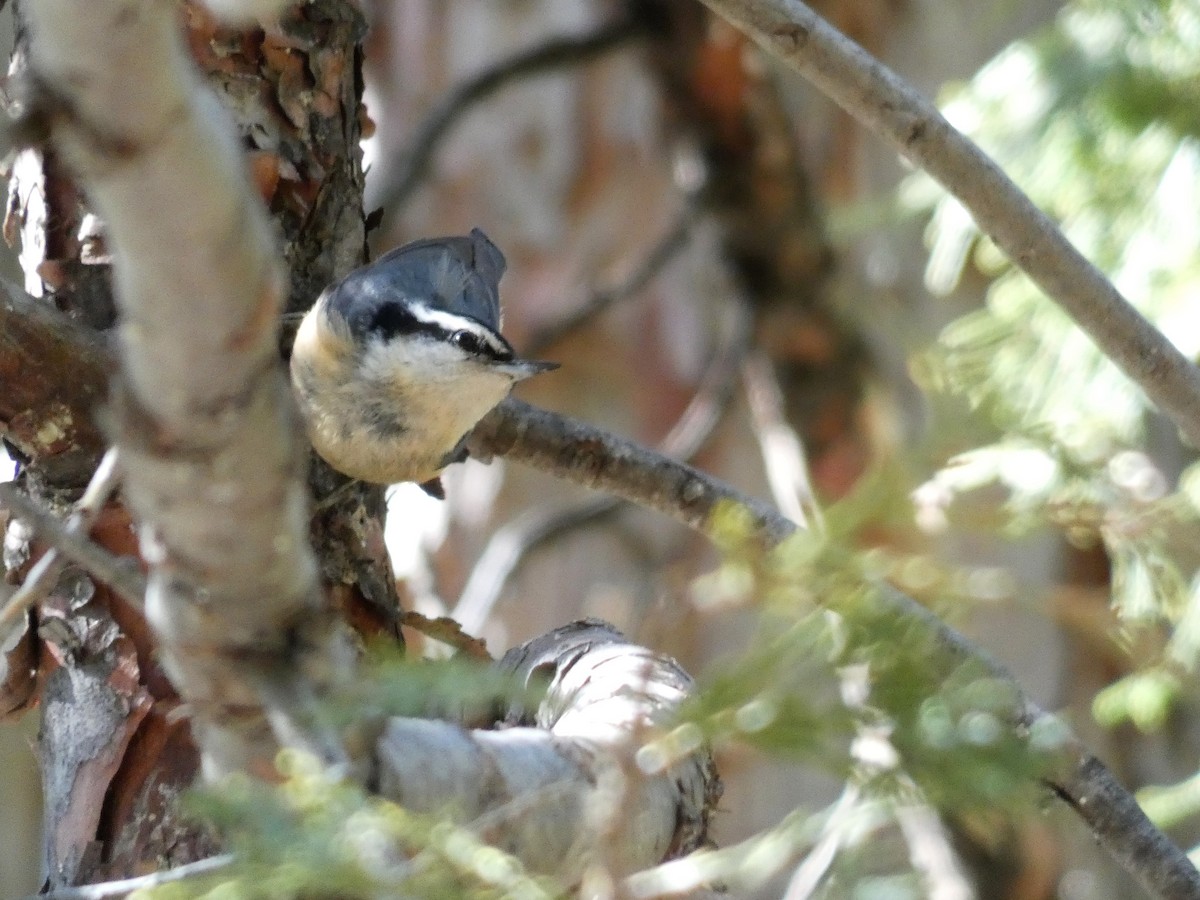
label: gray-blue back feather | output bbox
[327,228,506,336]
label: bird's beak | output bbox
[501,359,560,380]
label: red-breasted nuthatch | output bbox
[290,229,557,491]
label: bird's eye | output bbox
[451,330,485,354]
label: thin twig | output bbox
[471,398,1200,898]
[523,206,698,357]
[0,448,122,639]
[625,808,821,898]
[29,854,234,900]
[454,300,750,632]
[452,502,621,635]
[371,16,647,220]
[0,479,146,607]
[894,799,974,900]
[699,0,1200,449]
[783,785,861,899]
[399,611,492,660]
[742,351,824,533]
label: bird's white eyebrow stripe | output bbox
[408,305,477,332]
[407,303,512,357]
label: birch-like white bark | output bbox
[378,622,717,884]
[24,0,340,777]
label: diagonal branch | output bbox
[470,398,1200,899]
[370,15,648,221]
[454,298,749,632]
[470,398,794,545]
[376,620,718,884]
[523,204,698,356]
[696,0,1200,449]
[0,450,134,638]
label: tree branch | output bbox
[376,621,718,884]
[697,0,1200,449]
[455,298,749,632]
[0,450,139,636]
[0,278,110,484]
[523,204,698,356]
[472,399,1200,899]
[25,0,343,778]
[469,398,794,545]
[28,854,234,900]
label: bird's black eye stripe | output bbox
[350,297,517,361]
[366,303,422,338]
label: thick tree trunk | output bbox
[1,1,392,888]
[3,4,720,894]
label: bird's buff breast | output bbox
[292,357,512,485]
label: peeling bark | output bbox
[0,280,109,486]
[378,621,720,885]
